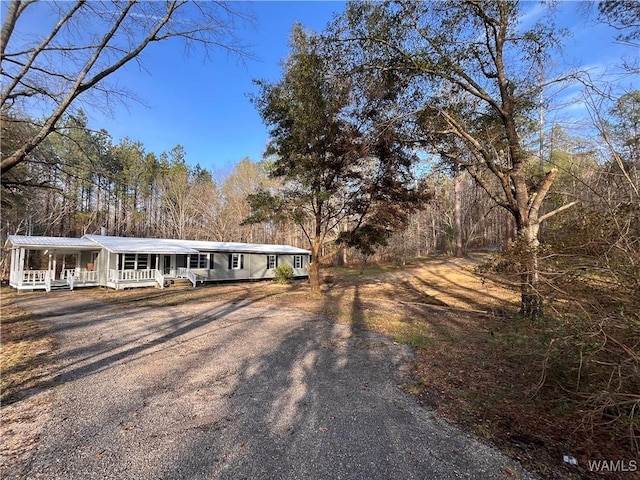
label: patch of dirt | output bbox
[0,390,56,479]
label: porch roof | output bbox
[6,235,99,250]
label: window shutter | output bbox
[210,254,215,270]
[228,254,232,269]
[276,256,279,267]
[240,254,244,269]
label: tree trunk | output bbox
[308,253,321,295]
[454,165,463,257]
[518,223,542,318]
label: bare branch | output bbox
[538,201,578,224]
[1,0,251,176]
[1,0,85,109]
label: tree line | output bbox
[1,110,277,243]
[0,105,516,253]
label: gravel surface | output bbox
[8,290,537,479]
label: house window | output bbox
[229,253,244,270]
[293,255,302,269]
[137,254,148,270]
[267,255,277,269]
[189,253,210,269]
[122,253,151,270]
[123,253,136,270]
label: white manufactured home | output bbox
[6,234,311,292]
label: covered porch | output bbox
[104,252,209,290]
[7,236,101,292]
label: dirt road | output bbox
[4,289,534,479]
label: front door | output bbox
[163,256,171,275]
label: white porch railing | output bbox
[62,268,98,285]
[13,268,99,290]
[155,270,165,289]
[108,269,157,282]
[186,269,197,288]
[175,267,188,278]
[75,269,98,283]
[22,270,48,284]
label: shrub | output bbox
[273,263,294,284]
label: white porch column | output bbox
[10,248,17,284]
[52,253,57,281]
[18,248,25,278]
[107,251,111,284]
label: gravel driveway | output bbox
[9,290,535,479]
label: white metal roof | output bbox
[6,235,99,249]
[83,235,311,255]
[177,239,311,255]
[6,234,310,255]
[84,235,200,254]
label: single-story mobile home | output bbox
[6,234,311,292]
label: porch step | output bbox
[169,278,193,287]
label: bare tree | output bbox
[1,0,251,175]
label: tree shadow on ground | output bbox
[7,289,283,406]
[11,276,533,480]
[154,284,522,480]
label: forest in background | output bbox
[2,94,637,286]
[0,105,521,261]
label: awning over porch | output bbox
[6,235,102,291]
[6,235,99,251]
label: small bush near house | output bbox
[273,264,294,284]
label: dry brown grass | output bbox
[1,287,59,478]
[0,288,57,405]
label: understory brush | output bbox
[475,250,640,470]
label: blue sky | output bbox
[10,1,638,175]
[90,1,346,175]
